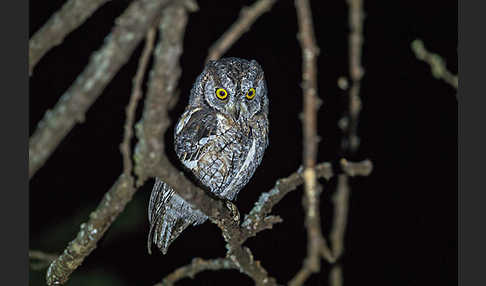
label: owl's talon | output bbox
[225,201,240,223]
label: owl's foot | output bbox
[225,200,240,223]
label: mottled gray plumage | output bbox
[148,58,269,254]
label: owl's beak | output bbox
[240,102,249,119]
[228,104,240,121]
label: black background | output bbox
[29,0,457,285]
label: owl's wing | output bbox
[148,177,171,224]
[147,177,207,254]
[174,108,218,168]
[147,177,173,254]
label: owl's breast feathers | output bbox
[174,108,268,200]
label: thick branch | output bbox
[134,0,197,184]
[411,39,458,90]
[206,0,277,62]
[46,175,135,285]
[157,258,237,286]
[29,0,171,179]
[29,0,111,75]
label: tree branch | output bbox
[121,27,157,177]
[29,250,58,270]
[411,39,458,90]
[206,0,277,62]
[29,0,172,179]
[30,1,379,285]
[43,0,197,285]
[329,174,350,260]
[46,175,135,285]
[290,0,326,284]
[156,258,237,286]
[330,2,366,285]
[345,0,365,152]
[134,0,197,185]
[29,0,111,75]
[329,265,343,286]
[242,162,332,235]
[157,159,371,285]
[227,246,277,286]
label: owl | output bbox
[147,57,269,254]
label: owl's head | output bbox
[189,57,268,121]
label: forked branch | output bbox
[29,0,173,179]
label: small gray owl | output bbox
[148,57,269,254]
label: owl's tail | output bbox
[147,178,207,255]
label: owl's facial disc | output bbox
[197,58,267,122]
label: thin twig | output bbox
[289,0,324,285]
[242,162,334,236]
[330,2,366,285]
[329,160,372,263]
[227,246,277,286]
[46,175,135,285]
[121,27,157,176]
[156,258,237,286]
[29,0,111,75]
[345,0,365,152]
[29,250,58,270]
[329,174,350,260]
[239,158,376,275]
[29,0,172,179]
[340,157,372,176]
[206,0,277,62]
[411,39,458,90]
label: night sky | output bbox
[30,1,457,285]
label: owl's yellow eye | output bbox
[215,88,228,100]
[246,88,256,99]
